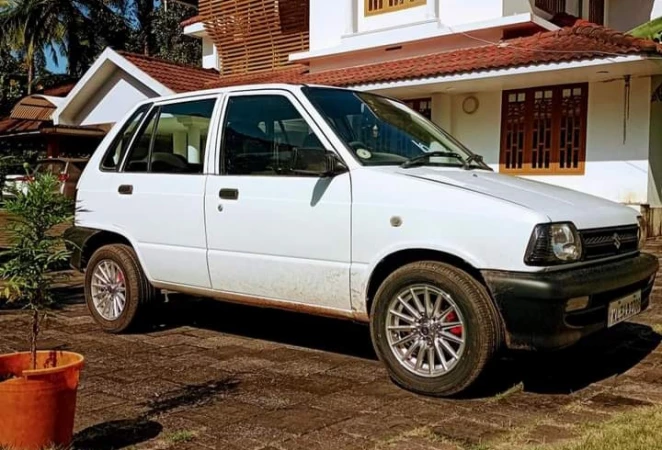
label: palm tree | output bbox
[0,0,66,94]
[0,0,129,92]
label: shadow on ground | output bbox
[148,294,377,360]
[73,377,238,449]
[471,322,661,398]
[52,288,662,398]
[73,419,162,450]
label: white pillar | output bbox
[173,131,187,157]
[188,126,201,164]
[431,93,453,133]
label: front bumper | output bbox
[482,253,659,351]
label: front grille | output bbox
[580,225,639,261]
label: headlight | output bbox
[525,223,583,266]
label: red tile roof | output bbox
[206,22,662,89]
[180,15,201,27]
[41,82,77,97]
[0,118,44,135]
[118,52,219,93]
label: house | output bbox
[23,1,662,224]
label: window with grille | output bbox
[534,0,566,15]
[500,84,588,175]
[365,0,426,16]
[404,98,432,120]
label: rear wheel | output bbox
[85,244,156,333]
[370,261,502,397]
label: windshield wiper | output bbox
[401,151,468,169]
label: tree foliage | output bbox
[0,0,201,96]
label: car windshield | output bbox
[303,87,489,169]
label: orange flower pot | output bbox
[0,351,84,450]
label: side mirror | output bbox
[291,148,347,177]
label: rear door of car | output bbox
[96,95,222,288]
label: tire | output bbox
[370,261,502,397]
[84,244,156,333]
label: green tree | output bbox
[152,1,201,65]
[0,0,67,93]
[0,171,73,369]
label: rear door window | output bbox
[101,104,151,171]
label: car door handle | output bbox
[118,184,133,195]
[219,188,239,200]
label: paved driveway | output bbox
[1,245,662,449]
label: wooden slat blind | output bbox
[500,84,588,175]
[534,0,566,15]
[199,0,309,76]
[589,0,605,25]
[365,0,426,16]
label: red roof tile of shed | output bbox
[118,52,219,92]
[206,22,662,89]
[180,15,201,27]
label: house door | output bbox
[204,91,352,311]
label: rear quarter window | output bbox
[101,104,151,171]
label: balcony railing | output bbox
[364,0,426,17]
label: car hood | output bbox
[379,167,639,229]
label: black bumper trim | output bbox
[481,253,659,351]
[63,226,101,271]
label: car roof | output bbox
[133,83,354,107]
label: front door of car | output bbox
[204,90,352,310]
[106,96,219,288]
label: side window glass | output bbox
[222,95,325,176]
[123,99,216,174]
[150,99,216,174]
[101,104,150,171]
[124,108,158,173]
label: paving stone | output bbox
[587,392,653,410]
[250,405,353,435]
[432,418,506,446]
[525,424,578,445]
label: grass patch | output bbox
[163,430,196,445]
[652,323,662,335]
[532,405,662,450]
[488,382,524,403]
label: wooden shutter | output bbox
[534,0,566,15]
[404,98,432,120]
[500,84,587,175]
[589,0,605,25]
[365,0,426,16]
[199,0,309,76]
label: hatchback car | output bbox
[66,84,658,396]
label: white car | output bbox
[66,84,658,396]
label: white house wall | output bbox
[74,70,159,126]
[649,76,662,207]
[440,77,651,205]
[202,37,219,70]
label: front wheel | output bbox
[370,261,502,397]
[85,244,156,333]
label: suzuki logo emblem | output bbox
[613,233,622,250]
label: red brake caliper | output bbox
[445,311,463,336]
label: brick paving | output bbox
[1,244,662,449]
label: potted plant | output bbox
[0,167,84,450]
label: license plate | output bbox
[607,291,642,327]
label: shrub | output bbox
[0,169,73,369]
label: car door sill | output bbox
[152,281,369,323]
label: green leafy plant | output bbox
[0,167,73,369]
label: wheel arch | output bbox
[364,248,489,317]
[77,229,134,270]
